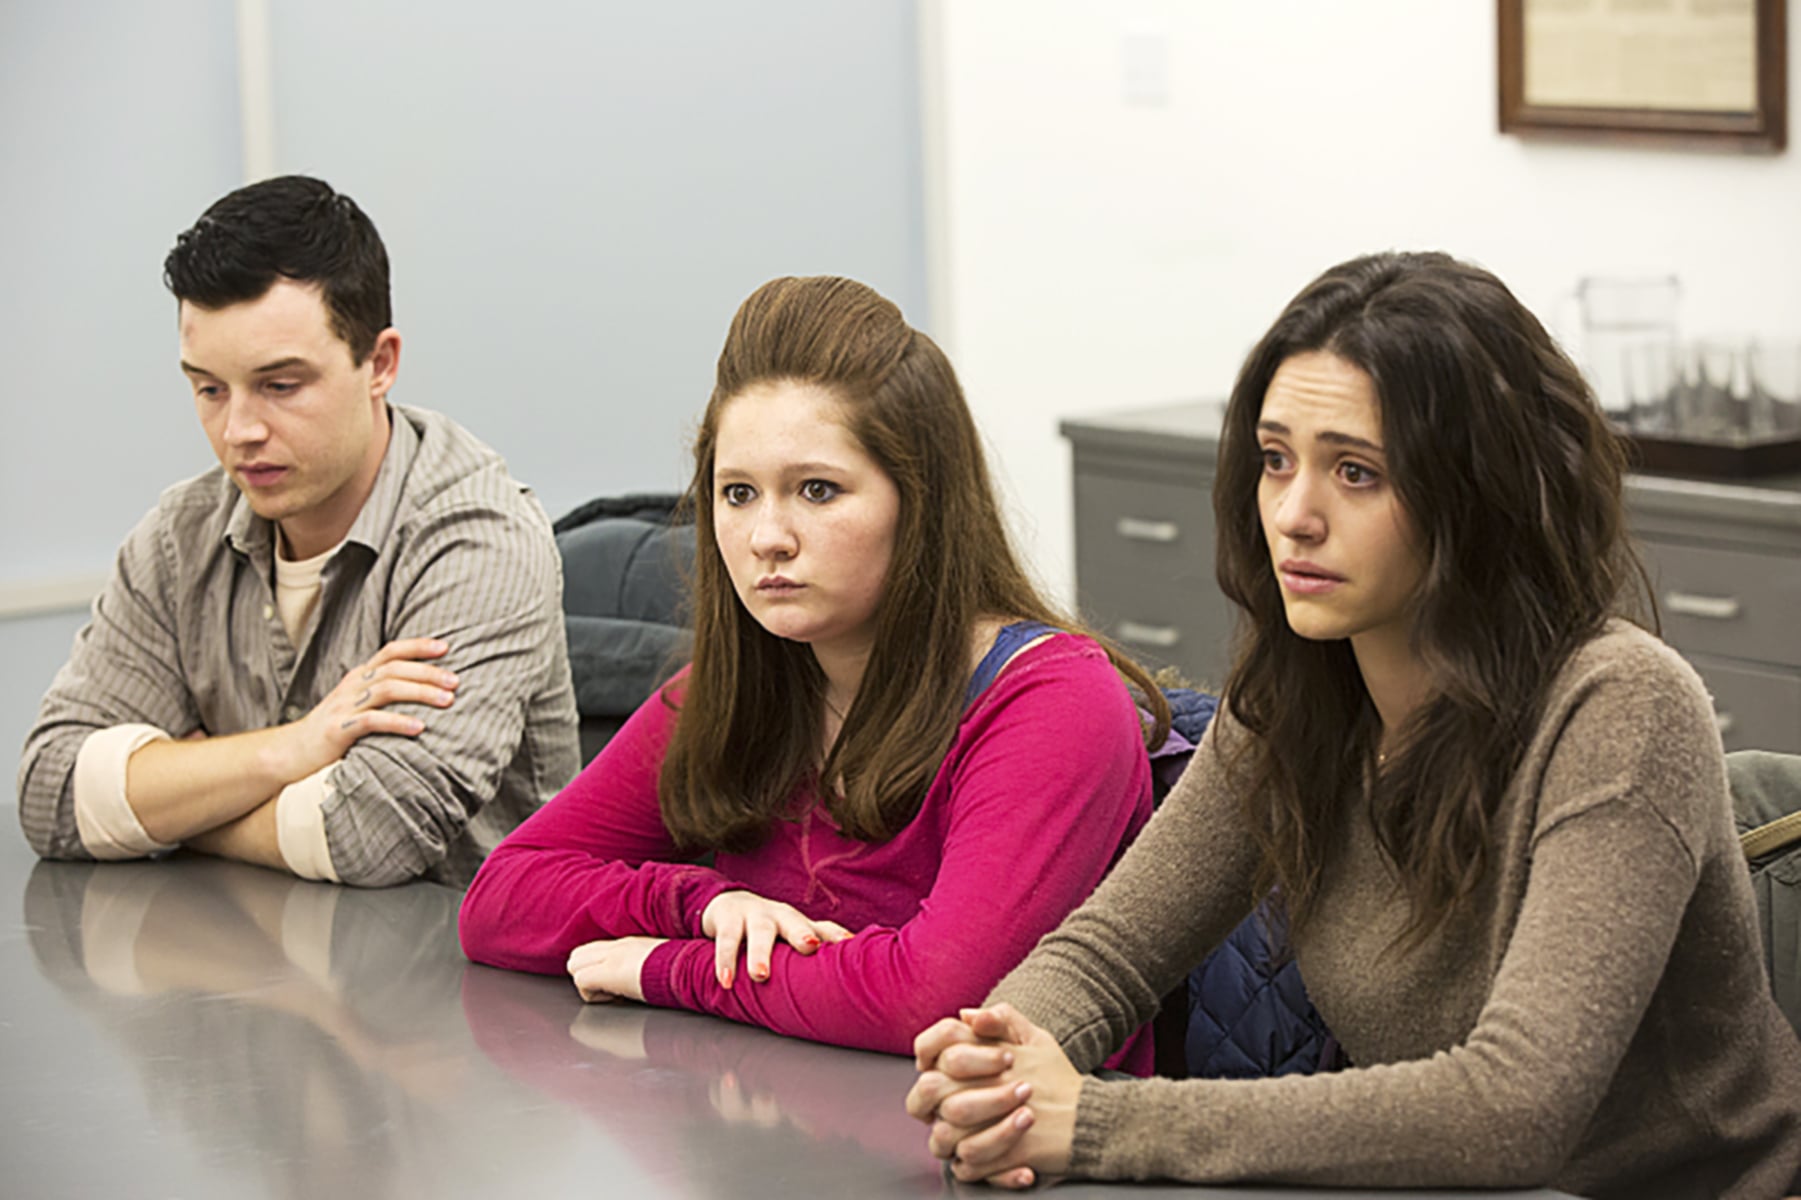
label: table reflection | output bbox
[11,852,1574,1200]
[21,855,567,1200]
[459,963,947,1196]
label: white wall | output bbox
[924,0,1801,605]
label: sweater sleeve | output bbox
[639,643,1155,1055]
[457,674,736,973]
[1039,646,1723,1188]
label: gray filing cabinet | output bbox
[1062,400,1801,753]
[1062,402,1232,690]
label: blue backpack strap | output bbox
[1148,686,1218,804]
[963,621,1060,708]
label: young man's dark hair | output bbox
[162,174,391,364]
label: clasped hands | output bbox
[561,896,1081,1188]
[906,1004,1081,1189]
[566,889,852,1003]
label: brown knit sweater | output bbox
[991,622,1801,1198]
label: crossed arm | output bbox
[19,502,565,884]
[138,637,459,867]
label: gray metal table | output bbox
[0,834,1575,1198]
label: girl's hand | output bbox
[567,936,666,1003]
[907,1004,1080,1188]
[700,890,852,989]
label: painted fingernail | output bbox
[802,935,820,949]
[720,966,733,989]
[751,966,768,982]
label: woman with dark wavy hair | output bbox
[460,275,1169,1063]
[908,251,1801,1198]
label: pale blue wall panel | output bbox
[265,0,929,522]
[0,1,241,586]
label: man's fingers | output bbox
[338,710,425,738]
[367,637,449,666]
[365,660,460,689]
[360,678,456,711]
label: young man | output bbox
[17,176,580,888]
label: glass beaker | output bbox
[1680,340,1751,442]
[1749,339,1801,436]
[1621,339,1678,433]
[1576,276,1681,417]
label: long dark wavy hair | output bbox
[659,276,1170,851]
[1214,251,1653,944]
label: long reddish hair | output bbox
[660,276,1169,850]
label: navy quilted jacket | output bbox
[1151,689,1343,1080]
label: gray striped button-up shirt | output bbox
[18,404,580,887]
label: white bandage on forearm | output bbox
[275,765,342,882]
[73,724,179,860]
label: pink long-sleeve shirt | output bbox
[459,632,1154,1065]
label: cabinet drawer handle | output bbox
[1664,592,1741,621]
[1117,620,1181,648]
[1714,711,1735,736]
[1116,517,1180,543]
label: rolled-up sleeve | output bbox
[19,507,199,860]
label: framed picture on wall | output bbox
[1498,0,1787,151]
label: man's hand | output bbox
[128,637,457,850]
[699,890,852,989]
[568,936,667,1003]
[270,637,457,780]
[907,1004,1081,1189]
